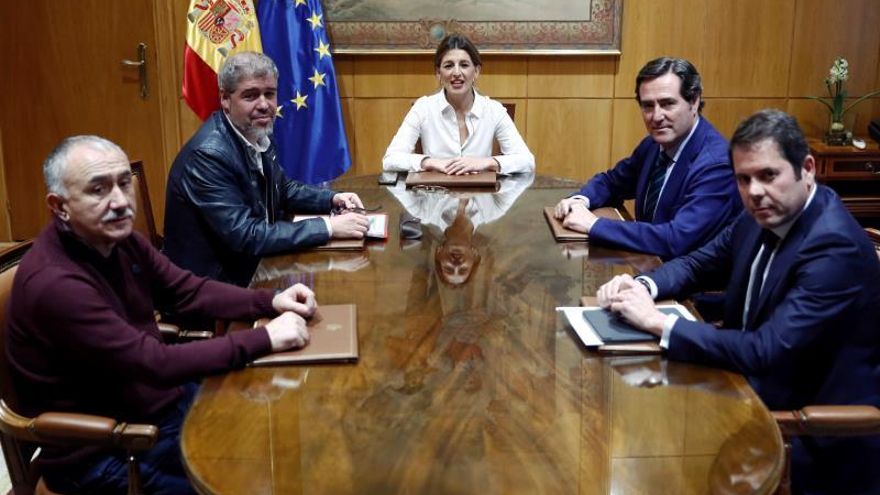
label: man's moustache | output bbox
[102,208,134,222]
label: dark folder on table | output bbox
[250,304,358,366]
[543,206,623,241]
[580,306,688,343]
[405,171,497,188]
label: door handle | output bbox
[121,43,148,99]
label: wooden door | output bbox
[0,1,165,239]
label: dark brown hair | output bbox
[434,34,482,69]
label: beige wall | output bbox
[165,0,880,185]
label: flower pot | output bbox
[824,121,851,146]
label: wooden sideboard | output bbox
[809,138,880,218]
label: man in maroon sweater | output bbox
[7,135,317,493]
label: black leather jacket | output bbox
[164,111,335,286]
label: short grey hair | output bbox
[217,51,278,93]
[43,135,126,196]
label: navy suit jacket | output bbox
[577,118,741,259]
[648,185,880,494]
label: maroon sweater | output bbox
[6,220,276,468]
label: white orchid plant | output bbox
[810,57,880,132]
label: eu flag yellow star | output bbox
[293,0,306,6]
[275,104,284,118]
[307,12,323,29]
[308,69,327,89]
[314,39,331,60]
[291,91,308,110]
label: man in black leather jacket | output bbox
[165,52,369,286]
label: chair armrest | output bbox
[156,313,213,341]
[157,321,182,339]
[0,400,157,452]
[773,405,880,437]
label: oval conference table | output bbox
[181,174,784,495]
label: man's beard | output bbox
[245,120,274,142]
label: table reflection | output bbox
[181,175,783,495]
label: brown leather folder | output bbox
[293,215,366,250]
[250,304,359,366]
[405,170,497,188]
[543,206,623,241]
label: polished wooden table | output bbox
[181,175,784,494]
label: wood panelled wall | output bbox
[163,0,880,191]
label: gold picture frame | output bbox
[324,0,623,55]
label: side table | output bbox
[808,138,880,218]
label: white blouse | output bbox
[382,90,535,175]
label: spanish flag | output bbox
[183,0,263,121]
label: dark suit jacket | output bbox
[164,111,335,286]
[577,118,741,259]
[648,185,880,494]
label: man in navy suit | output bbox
[597,109,880,494]
[554,57,740,259]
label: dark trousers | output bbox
[49,383,199,494]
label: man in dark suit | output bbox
[554,57,741,259]
[597,109,880,494]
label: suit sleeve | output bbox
[180,147,330,257]
[575,143,644,207]
[588,158,737,258]
[666,232,865,375]
[647,220,737,298]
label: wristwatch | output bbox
[635,277,652,293]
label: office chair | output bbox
[770,227,880,494]
[866,227,880,259]
[129,161,163,250]
[0,241,158,495]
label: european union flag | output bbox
[257,0,351,184]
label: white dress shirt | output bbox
[382,89,535,175]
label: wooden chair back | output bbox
[0,240,157,495]
[130,161,162,250]
[866,227,880,260]
[0,241,38,494]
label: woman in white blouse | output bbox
[382,34,535,175]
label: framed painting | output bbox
[324,0,622,54]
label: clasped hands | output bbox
[421,156,499,175]
[553,197,599,234]
[330,192,370,239]
[265,283,318,351]
[597,274,666,337]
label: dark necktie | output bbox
[745,230,779,328]
[643,152,673,220]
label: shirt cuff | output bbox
[414,155,429,172]
[659,314,678,349]
[569,195,590,209]
[634,275,658,299]
[322,216,333,237]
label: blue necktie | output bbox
[745,230,779,328]
[643,152,673,220]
